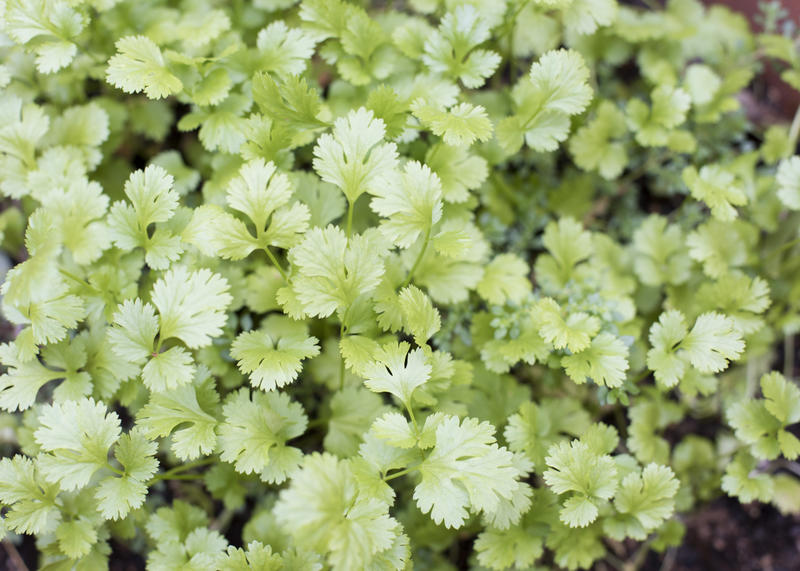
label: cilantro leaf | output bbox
[543,439,618,527]
[151,267,232,349]
[414,415,520,529]
[218,388,307,483]
[313,108,398,204]
[370,160,443,249]
[35,398,121,491]
[230,317,320,391]
[422,5,501,88]
[363,341,431,407]
[274,453,402,569]
[106,36,182,99]
[562,333,629,388]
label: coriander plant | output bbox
[0,0,799,569]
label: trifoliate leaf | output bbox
[477,254,531,306]
[5,0,84,73]
[411,101,493,147]
[255,20,317,77]
[683,165,746,221]
[498,49,593,153]
[370,160,443,249]
[56,518,98,559]
[252,72,327,132]
[626,85,691,147]
[762,372,800,425]
[106,36,182,99]
[35,398,121,491]
[363,341,431,407]
[529,48,594,116]
[562,333,629,388]
[313,108,398,204]
[274,453,400,570]
[613,464,679,537]
[228,159,308,247]
[728,372,800,460]
[231,324,319,391]
[414,415,519,529]
[108,299,158,365]
[0,342,63,411]
[646,310,688,389]
[534,217,593,291]
[721,452,774,503]
[218,388,307,483]
[219,541,285,571]
[475,521,544,571]
[680,312,744,374]
[0,456,61,534]
[687,219,758,279]
[107,165,183,269]
[151,266,232,348]
[543,439,618,527]
[561,0,617,35]
[422,5,501,88]
[536,298,600,353]
[286,226,386,318]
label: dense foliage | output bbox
[0,0,799,569]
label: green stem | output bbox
[406,401,419,434]
[307,417,329,429]
[165,457,216,474]
[106,463,125,477]
[338,322,347,390]
[766,235,800,263]
[383,464,419,482]
[148,457,216,485]
[151,474,205,482]
[59,269,98,291]
[787,102,800,156]
[400,225,432,289]
[264,246,289,282]
[346,199,355,239]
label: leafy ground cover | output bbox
[1,0,800,569]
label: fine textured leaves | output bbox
[414,415,521,529]
[106,36,182,99]
[313,108,398,204]
[218,388,307,483]
[35,398,121,491]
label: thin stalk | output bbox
[406,402,419,434]
[264,246,289,282]
[148,457,216,485]
[106,463,125,477]
[151,474,205,482]
[383,464,419,482]
[400,225,432,289]
[339,322,347,390]
[346,199,355,239]
[787,103,800,156]
[784,335,795,379]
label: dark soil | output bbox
[641,498,800,571]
